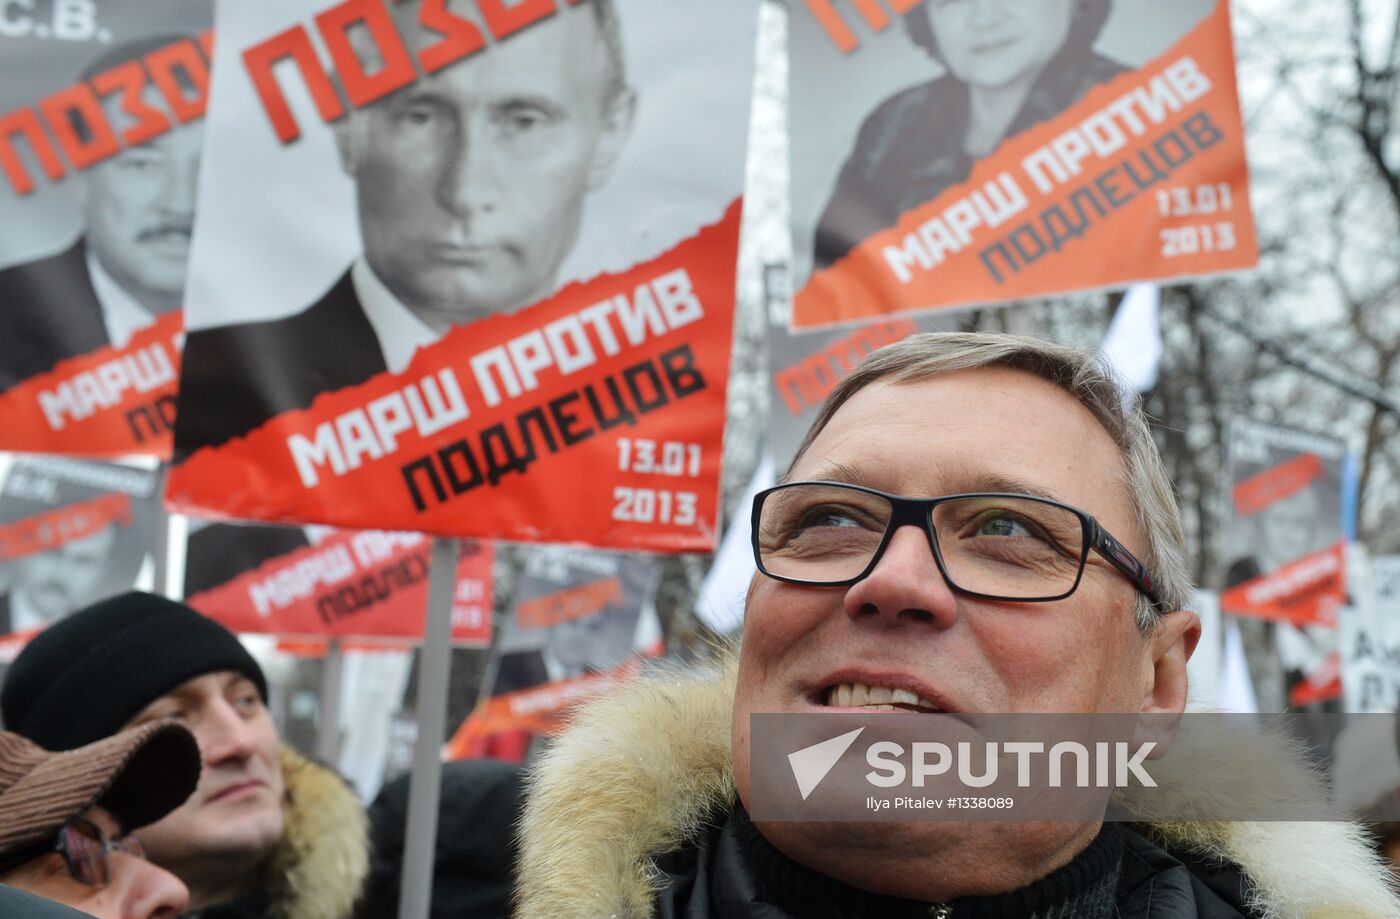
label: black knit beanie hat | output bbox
[1,591,268,751]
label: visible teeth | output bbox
[824,683,943,712]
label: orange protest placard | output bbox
[445,642,663,759]
[185,529,493,643]
[166,0,755,551]
[446,662,644,754]
[790,0,1257,328]
[1220,420,1348,627]
[1221,543,1346,627]
[1231,453,1325,517]
[0,10,212,457]
[168,208,738,550]
[516,577,624,631]
[0,312,182,456]
[0,492,133,562]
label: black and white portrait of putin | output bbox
[176,0,636,452]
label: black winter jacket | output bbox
[649,809,1253,919]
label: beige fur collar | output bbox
[517,654,1400,919]
[262,747,368,919]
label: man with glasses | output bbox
[1,592,368,919]
[513,332,1400,917]
[0,721,199,918]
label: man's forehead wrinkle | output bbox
[406,50,593,111]
[786,460,871,487]
[797,458,1072,505]
[957,470,1070,504]
[157,670,244,704]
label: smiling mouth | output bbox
[140,228,191,244]
[971,38,1017,55]
[822,682,945,713]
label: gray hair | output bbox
[788,332,1192,633]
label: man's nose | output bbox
[113,854,188,919]
[841,524,959,630]
[439,124,502,217]
[159,154,199,219]
[197,698,257,765]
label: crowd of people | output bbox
[0,0,1391,914]
[0,333,1395,918]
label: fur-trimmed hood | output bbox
[517,654,1400,919]
[260,746,369,919]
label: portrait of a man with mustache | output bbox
[0,34,202,393]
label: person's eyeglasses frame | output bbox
[750,481,1164,608]
[0,815,145,887]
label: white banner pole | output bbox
[396,537,456,919]
[316,637,344,765]
[150,461,172,598]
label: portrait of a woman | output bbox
[812,0,1124,267]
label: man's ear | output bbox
[1140,609,1200,717]
[586,87,636,191]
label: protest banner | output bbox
[0,1,211,455]
[0,456,156,635]
[767,313,957,469]
[446,545,661,758]
[165,0,758,552]
[1342,553,1400,713]
[1278,622,1341,708]
[1220,419,1347,626]
[788,0,1257,328]
[183,521,492,643]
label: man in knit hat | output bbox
[1,592,367,919]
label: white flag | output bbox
[1100,284,1163,406]
[695,455,775,634]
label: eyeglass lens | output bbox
[757,484,1087,598]
[58,819,144,886]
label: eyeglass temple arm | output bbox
[1085,520,1167,610]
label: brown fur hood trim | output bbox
[263,746,369,919]
[517,653,1400,919]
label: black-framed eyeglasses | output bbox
[0,816,144,886]
[751,481,1163,607]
